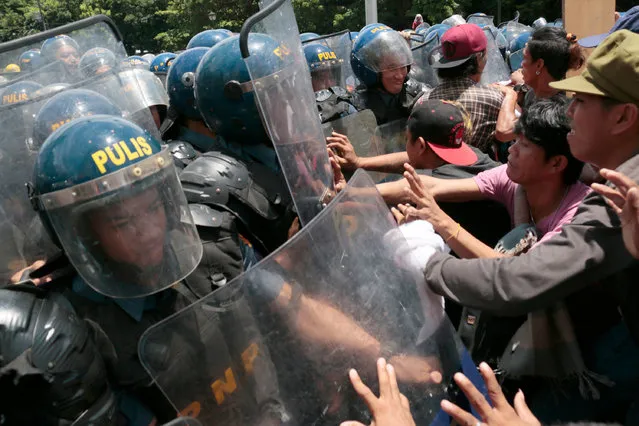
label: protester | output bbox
[426,23,506,155]
[495,26,584,143]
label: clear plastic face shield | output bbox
[479,27,511,84]
[87,68,167,135]
[354,28,413,75]
[303,30,359,92]
[441,14,467,27]
[410,32,440,87]
[467,14,495,28]
[39,148,202,298]
[241,0,335,226]
[508,48,525,72]
[140,170,481,425]
[0,16,132,282]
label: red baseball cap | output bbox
[408,99,477,166]
[431,24,487,68]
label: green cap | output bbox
[549,30,639,104]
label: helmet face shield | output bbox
[41,148,202,298]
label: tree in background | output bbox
[1,0,636,53]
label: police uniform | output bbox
[357,78,425,125]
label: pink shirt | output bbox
[473,164,592,247]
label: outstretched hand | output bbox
[441,362,541,426]
[591,168,639,258]
[327,132,361,172]
[341,358,416,426]
[400,163,447,228]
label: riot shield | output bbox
[508,48,525,72]
[467,14,495,28]
[373,118,408,155]
[322,109,378,158]
[479,27,511,85]
[241,0,335,226]
[140,170,482,425]
[302,30,359,92]
[410,32,440,88]
[0,17,163,283]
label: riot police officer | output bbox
[41,35,81,74]
[79,47,117,78]
[303,42,361,124]
[161,47,218,158]
[18,49,44,74]
[177,34,297,297]
[149,52,177,86]
[31,115,203,423]
[351,24,427,124]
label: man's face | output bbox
[380,66,408,95]
[506,134,558,185]
[56,45,80,68]
[89,187,167,269]
[566,93,611,166]
[521,46,537,85]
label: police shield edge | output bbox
[479,27,511,85]
[410,32,440,88]
[140,170,476,425]
[0,16,162,282]
[241,0,335,226]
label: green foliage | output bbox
[1,0,631,53]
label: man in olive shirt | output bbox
[420,30,639,423]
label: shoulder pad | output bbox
[166,140,198,169]
[315,89,332,102]
[188,203,228,229]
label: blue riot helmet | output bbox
[186,29,231,49]
[300,32,321,42]
[166,47,208,120]
[41,35,80,69]
[349,31,359,42]
[510,31,532,54]
[303,43,342,92]
[33,88,122,149]
[351,24,413,87]
[532,17,548,29]
[426,23,452,39]
[122,55,150,70]
[150,52,177,74]
[219,29,233,36]
[1,81,43,105]
[33,115,202,298]
[194,34,285,143]
[79,47,117,78]
[18,50,44,73]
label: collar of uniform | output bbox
[177,126,221,152]
[71,275,158,322]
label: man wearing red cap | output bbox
[424,23,506,157]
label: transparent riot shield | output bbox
[508,48,525,72]
[467,14,495,28]
[241,0,335,226]
[0,16,163,283]
[410,32,440,88]
[479,28,511,85]
[373,118,408,155]
[302,30,359,92]
[322,109,378,158]
[140,170,483,425]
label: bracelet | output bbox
[445,223,462,242]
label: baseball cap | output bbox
[407,99,478,166]
[430,24,487,69]
[550,30,639,104]
[579,6,639,48]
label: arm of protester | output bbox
[327,132,409,174]
[377,163,484,205]
[592,168,639,259]
[422,188,636,316]
[441,362,541,426]
[340,358,417,426]
[493,84,519,143]
[400,168,507,259]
